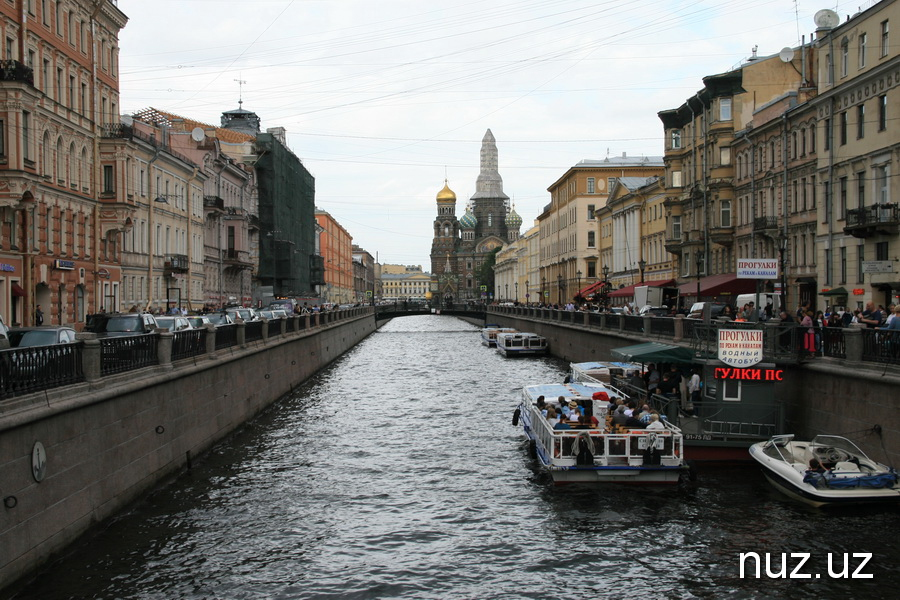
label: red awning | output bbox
[608,279,676,298]
[677,273,757,297]
[575,280,604,298]
[11,283,26,297]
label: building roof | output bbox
[131,107,257,144]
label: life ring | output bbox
[512,408,521,426]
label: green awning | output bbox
[820,287,848,296]
[610,342,694,364]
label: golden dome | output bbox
[436,179,456,202]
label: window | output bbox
[824,249,832,286]
[42,1,49,26]
[586,178,595,194]
[26,48,34,68]
[721,200,731,227]
[840,39,848,77]
[0,120,4,156]
[859,32,867,68]
[881,20,890,58]
[6,37,13,60]
[879,95,887,131]
[801,128,807,155]
[587,261,596,279]
[839,177,847,220]
[672,215,682,240]
[671,129,682,149]
[791,132,798,159]
[586,204,595,220]
[103,165,114,193]
[839,112,847,145]
[876,241,889,262]
[719,98,732,121]
[587,231,595,248]
[824,118,831,151]
[55,1,62,35]
[719,146,731,165]
[857,172,866,209]
[857,103,865,139]
[671,170,682,187]
[809,124,816,153]
[22,111,31,161]
[875,165,889,204]
[840,247,847,283]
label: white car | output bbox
[155,316,193,332]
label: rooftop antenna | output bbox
[234,77,247,108]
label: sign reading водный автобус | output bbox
[718,329,764,368]
[736,258,779,279]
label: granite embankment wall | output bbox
[492,313,900,467]
[0,312,375,592]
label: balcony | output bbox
[709,226,735,246]
[164,254,189,273]
[844,204,900,238]
[753,216,780,234]
[0,60,34,86]
[664,233,684,254]
[224,249,253,270]
[203,195,224,212]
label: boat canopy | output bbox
[610,342,694,364]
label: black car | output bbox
[84,313,159,337]
[8,326,78,347]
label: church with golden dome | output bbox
[430,129,521,303]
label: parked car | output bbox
[225,307,258,322]
[186,315,213,329]
[258,309,288,321]
[639,305,673,317]
[687,302,729,320]
[205,312,235,327]
[155,316,193,332]
[7,326,77,347]
[84,313,159,337]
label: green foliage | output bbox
[475,247,501,296]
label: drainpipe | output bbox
[145,148,161,311]
[186,167,199,311]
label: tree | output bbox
[475,247,500,299]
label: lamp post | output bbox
[695,252,704,303]
[525,279,529,303]
[557,274,563,305]
[777,233,787,314]
[638,259,646,284]
[515,281,518,303]
[601,264,610,311]
[505,283,509,302]
[576,270,582,297]
[541,277,545,304]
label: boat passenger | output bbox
[624,401,637,417]
[553,418,571,431]
[645,414,665,430]
[612,405,629,426]
[546,407,560,427]
[566,401,583,419]
[535,395,546,410]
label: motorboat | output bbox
[514,382,686,484]
[496,332,548,357]
[568,361,643,384]
[480,326,516,347]
[749,434,900,507]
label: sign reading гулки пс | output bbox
[736,258,779,279]
[718,329,764,367]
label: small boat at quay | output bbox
[481,325,516,347]
[568,361,643,384]
[749,434,900,507]
[495,332,548,357]
[514,382,686,484]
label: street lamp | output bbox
[576,270,582,296]
[695,252,704,303]
[777,232,788,314]
[505,283,509,302]
[638,259,646,284]
[515,281,518,303]
[557,274,563,305]
[525,279,529,302]
[601,265,610,311]
[541,277,545,303]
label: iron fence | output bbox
[215,324,238,350]
[623,315,644,333]
[862,329,900,363]
[172,329,206,361]
[244,320,264,343]
[818,326,846,358]
[100,335,159,376]
[0,343,85,398]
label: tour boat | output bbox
[514,382,686,484]
[495,332,548,357]
[568,361,643,384]
[749,434,900,507]
[480,326,516,347]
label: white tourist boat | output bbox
[749,434,900,507]
[480,326,516,347]
[514,382,686,484]
[496,332,548,357]
[568,361,643,384]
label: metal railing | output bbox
[172,329,206,361]
[0,343,84,398]
[100,334,159,376]
[862,329,900,363]
[244,320,264,343]
[215,324,238,350]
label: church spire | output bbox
[472,129,509,200]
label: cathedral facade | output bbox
[430,130,521,303]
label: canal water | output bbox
[9,316,900,599]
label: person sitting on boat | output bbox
[636,404,652,422]
[565,401,583,419]
[623,401,638,417]
[645,414,665,430]
[553,417,572,431]
[535,395,546,411]
[612,405,629,426]
[546,407,560,427]
[808,456,837,473]
[623,412,647,429]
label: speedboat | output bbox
[514,382,686,484]
[749,434,900,507]
[480,326,516,347]
[496,332,548,357]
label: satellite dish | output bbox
[190,127,205,142]
[779,47,795,63]
[121,114,133,126]
[814,9,840,29]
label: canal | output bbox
[9,316,900,599]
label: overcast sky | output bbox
[116,0,865,270]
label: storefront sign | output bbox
[736,258,779,279]
[717,328,764,367]
[862,260,894,274]
[0,263,15,272]
[853,288,865,295]
[97,268,110,279]
[53,259,75,270]
[713,367,784,381]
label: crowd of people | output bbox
[534,388,674,433]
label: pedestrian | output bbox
[35,304,44,326]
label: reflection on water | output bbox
[10,316,900,600]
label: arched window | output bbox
[68,142,76,183]
[56,138,64,182]
[41,131,51,176]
